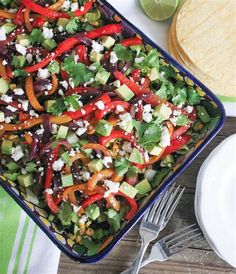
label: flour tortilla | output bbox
[169,0,236,97]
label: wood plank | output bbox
[58,117,236,273]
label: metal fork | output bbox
[140,223,204,267]
[122,183,185,274]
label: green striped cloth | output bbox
[0,188,60,274]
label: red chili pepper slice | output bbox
[171,123,191,140]
[63,94,111,120]
[131,68,140,82]
[86,24,122,39]
[20,0,70,19]
[116,191,138,220]
[95,101,130,120]
[120,37,143,47]
[13,6,25,26]
[81,193,104,208]
[162,135,191,158]
[76,44,89,65]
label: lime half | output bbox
[140,0,179,21]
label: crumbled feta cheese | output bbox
[144,169,156,181]
[76,127,87,136]
[52,159,64,171]
[52,124,58,134]
[1,95,12,103]
[88,65,97,71]
[36,125,44,135]
[29,110,39,117]
[70,2,78,11]
[110,51,118,64]
[26,53,33,63]
[15,44,27,56]
[42,27,54,39]
[38,167,44,172]
[62,0,71,11]
[79,214,88,224]
[11,145,24,161]
[143,104,152,112]
[45,188,54,195]
[6,105,17,112]
[104,180,120,198]
[81,171,90,181]
[119,113,132,123]
[144,151,150,162]
[60,80,68,89]
[121,141,132,153]
[73,54,79,62]
[2,60,7,65]
[73,205,81,213]
[116,104,124,112]
[5,116,12,123]
[113,80,121,88]
[21,168,27,175]
[58,25,64,32]
[185,106,193,113]
[80,6,85,11]
[58,89,64,96]
[135,56,144,63]
[21,100,29,111]
[69,150,76,157]
[102,156,112,168]
[0,27,6,41]
[37,68,50,79]
[95,100,105,110]
[143,112,152,123]
[159,126,171,148]
[13,88,24,95]
[92,40,104,53]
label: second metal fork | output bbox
[123,183,185,274]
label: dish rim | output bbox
[0,0,226,263]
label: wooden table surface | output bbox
[58,117,236,274]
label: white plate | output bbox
[195,134,236,268]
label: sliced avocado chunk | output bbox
[148,67,159,81]
[79,139,92,155]
[88,159,103,173]
[44,100,56,113]
[119,120,133,133]
[26,188,39,205]
[106,208,121,233]
[61,174,74,187]
[95,68,110,85]
[18,174,34,188]
[57,18,70,28]
[1,139,13,155]
[161,154,175,166]
[119,182,138,198]
[84,10,101,22]
[3,22,16,34]
[135,179,152,195]
[129,148,144,164]
[85,204,100,220]
[197,106,211,123]
[61,151,71,165]
[153,103,172,121]
[12,56,26,68]
[42,39,57,51]
[152,168,171,187]
[101,36,116,49]
[0,111,5,122]
[175,114,190,126]
[57,125,69,139]
[97,213,107,224]
[16,34,30,46]
[66,132,79,146]
[71,212,79,224]
[146,144,163,156]
[90,51,103,63]
[47,60,60,74]
[95,120,113,136]
[0,77,9,94]
[115,84,134,101]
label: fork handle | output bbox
[130,242,149,274]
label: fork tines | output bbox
[161,223,204,255]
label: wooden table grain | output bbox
[58,117,236,274]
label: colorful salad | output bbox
[0,0,220,256]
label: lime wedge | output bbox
[140,0,179,21]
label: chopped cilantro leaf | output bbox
[65,17,79,34]
[13,69,28,77]
[50,98,66,116]
[134,49,159,73]
[175,114,190,126]
[172,87,187,106]
[114,158,131,176]
[187,87,201,105]
[25,162,38,173]
[47,61,60,74]
[65,95,81,111]
[113,44,133,62]
[29,29,44,44]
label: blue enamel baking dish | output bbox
[0,0,225,263]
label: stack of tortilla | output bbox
[168,0,236,99]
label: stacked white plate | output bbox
[195,134,236,268]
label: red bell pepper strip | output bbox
[44,146,60,214]
[81,193,104,208]
[120,37,143,47]
[162,135,191,158]
[86,24,122,39]
[65,86,99,96]
[20,0,70,19]
[19,113,30,123]
[32,16,46,28]
[116,191,138,220]
[99,130,144,155]
[131,68,140,82]
[95,101,130,120]
[24,37,79,72]
[63,94,111,120]
[76,45,89,65]
[13,6,25,26]
[142,77,150,88]
[135,100,143,121]
[171,123,191,140]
